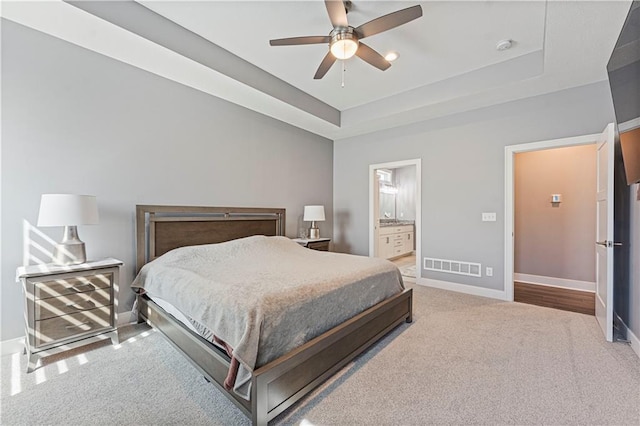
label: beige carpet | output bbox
[2,283,639,425]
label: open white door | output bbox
[373,172,381,257]
[595,123,616,342]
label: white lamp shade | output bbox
[303,205,325,222]
[37,194,99,226]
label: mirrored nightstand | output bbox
[16,258,123,372]
[291,238,331,251]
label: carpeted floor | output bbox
[2,283,639,425]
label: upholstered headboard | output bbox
[135,205,286,273]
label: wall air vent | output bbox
[423,257,481,277]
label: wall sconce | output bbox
[37,194,99,265]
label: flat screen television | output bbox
[607,1,640,185]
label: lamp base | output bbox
[309,227,320,239]
[53,242,86,265]
[52,226,87,265]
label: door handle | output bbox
[596,240,623,247]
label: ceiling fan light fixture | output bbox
[269,2,423,79]
[330,31,359,60]
[385,51,399,62]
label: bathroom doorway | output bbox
[369,159,421,281]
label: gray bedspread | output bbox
[131,235,404,399]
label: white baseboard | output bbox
[629,327,640,359]
[417,278,507,301]
[514,273,595,293]
[615,313,640,359]
[1,337,25,356]
[1,311,135,356]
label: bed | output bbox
[134,205,413,425]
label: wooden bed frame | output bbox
[135,205,413,425]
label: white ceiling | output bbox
[141,0,546,110]
[1,1,634,140]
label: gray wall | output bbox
[334,81,615,292]
[1,21,333,341]
[514,145,597,282]
[334,79,640,341]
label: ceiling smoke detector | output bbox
[496,39,513,51]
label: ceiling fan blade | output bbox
[314,51,337,79]
[354,5,423,39]
[355,42,391,71]
[325,0,348,28]
[270,36,331,46]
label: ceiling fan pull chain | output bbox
[342,60,346,88]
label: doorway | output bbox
[369,159,421,281]
[505,124,616,341]
[512,144,597,315]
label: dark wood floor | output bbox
[514,282,595,315]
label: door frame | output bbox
[504,132,601,302]
[369,159,422,276]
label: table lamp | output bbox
[303,205,325,239]
[37,194,99,265]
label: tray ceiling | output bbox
[1,1,633,139]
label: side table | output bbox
[291,238,331,251]
[16,258,123,372]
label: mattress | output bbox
[132,235,404,399]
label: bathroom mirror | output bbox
[379,192,396,219]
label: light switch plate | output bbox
[482,212,497,222]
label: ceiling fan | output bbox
[269,0,423,79]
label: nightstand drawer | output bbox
[35,306,113,347]
[306,240,329,251]
[34,273,113,300]
[35,289,112,320]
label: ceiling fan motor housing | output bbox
[330,27,359,59]
[269,2,423,79]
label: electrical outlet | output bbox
[482,212,497,222]
[486,267,493,277]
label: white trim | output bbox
[618,117,640,132]
[514,273,595,293]
[628,327,640,359]
[1,337,25,356]
[369,159,422,284]
[504,132,601,302]
[615,313,640,359]
[417,277,507,301]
